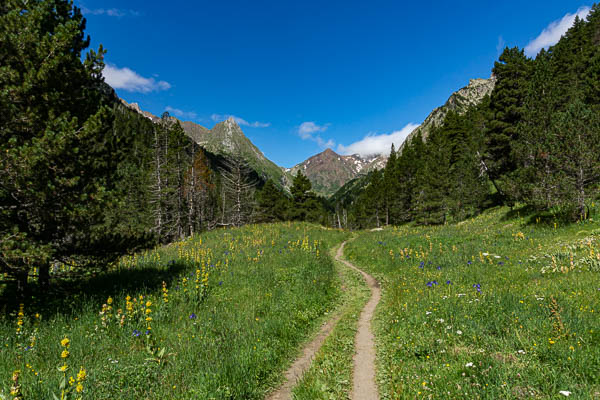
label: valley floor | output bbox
[1,206,599,399]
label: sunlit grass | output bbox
[345,207,600,399]
[0,223,348,399]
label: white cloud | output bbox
[298,122,327,137]
[103,64,171,93]
[525,6,591,57]
[297,122,334,148]
[337,123,419,158]
[211,114,270,128]
[165,106,197,120]
[80,7,139,17]
[496,35,505,55]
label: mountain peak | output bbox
[290,149,382,196]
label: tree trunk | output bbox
[578,165,586,220]
[385,204,389,226]
[16,270,28,299]
[39,262,50,289]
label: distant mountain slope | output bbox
[193,117,291,189]
[401,77,496,149]
[121,100,291,190]
[289,149,382,197]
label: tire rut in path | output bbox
[265,266,344,400]
[266,312,343,400]
[336,241,381,400]
[266,240,380,400]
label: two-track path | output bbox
[266,240,381,400]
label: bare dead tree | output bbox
[219,156,258,227]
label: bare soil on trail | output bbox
[336,242,381,400]
[266,312,342,400]
[266,241,380,400]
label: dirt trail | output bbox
[266,296,342,400]
[336,242,380,400]
[266,240,380,400]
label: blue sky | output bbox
[77,1,594,167]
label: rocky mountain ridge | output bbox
[401,76,496,149]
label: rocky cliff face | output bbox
[289,149,382,197]
[401,76,496,149]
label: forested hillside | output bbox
[334,6,600,229]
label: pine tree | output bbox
[290,171,322,222]
[553,97,600,219]
[443,108,490,220]
[106,104,155,236]
[219,156,258,227]
[0,0,144,293]
[398,134,425,222]
[485,47,533,201]
[383,144,399,225]
[413,128,452,225]
[512,50,562,209]
[184,147,216,234]
[257,180,289,222]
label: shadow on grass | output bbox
[501,204,537,222]
[501,204,583,226]
[0,260,189,319]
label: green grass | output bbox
[0,223,348,399]
[292,241,371,400]
[5,207,600,399]
[345,206,600,399]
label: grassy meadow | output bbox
[0,223,348,399]
[345,206,600,399]
[3,206,600,399]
